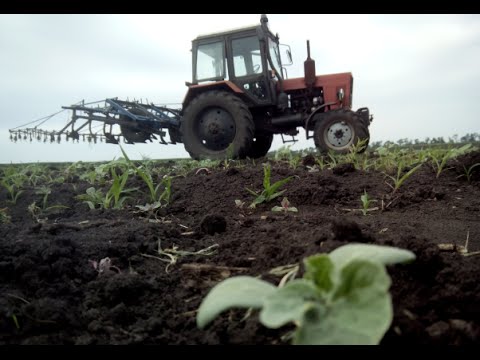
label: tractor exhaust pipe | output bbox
[304,40,316,88]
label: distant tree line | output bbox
[369,133,480,149]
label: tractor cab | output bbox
[189,14,287,108]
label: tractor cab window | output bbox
[196,41,225,82]
[268,37,282,78]
[232,36,263,77]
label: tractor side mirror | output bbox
[280,44,293,66]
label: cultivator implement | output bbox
[9,98,182,145]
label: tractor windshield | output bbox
[268,37,282,78]
[196,41,225,82]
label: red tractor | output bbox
[180,14,371,159]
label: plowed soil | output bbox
[1,152,480,344]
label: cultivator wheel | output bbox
[120,108,152,144]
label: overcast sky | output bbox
[1,14,479,164]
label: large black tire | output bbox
[246,133,274,159]
[313,109,370,154]
[181,91,254,160]
[120,108,151,144]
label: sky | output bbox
[1,14,479,164]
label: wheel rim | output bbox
[324,121,354,149]
[195,107,236,151]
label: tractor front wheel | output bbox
[181,91,254,160]
[313,109,369,154]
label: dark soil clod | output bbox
[200,214,227,235]
[302,154,316,167]
[332,163,356,175]
[331,219,371,243]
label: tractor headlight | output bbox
[337,88,345,101]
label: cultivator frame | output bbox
[9,98,182,145]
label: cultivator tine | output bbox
[10,98,182,146]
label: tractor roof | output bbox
[195,24,259,41]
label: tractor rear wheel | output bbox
[313,109,369,154]
[246,133,273,159]
[120,108,151,144]
[181,91,254,160]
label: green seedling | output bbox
[107,166,136,209]
[246,164,293,208]
[315,156,328,171]
[12,314,20,330]
[35,186,52,210]
[0,179,23,204]
[274,145,293,162]
[272,197,298,213]
[135,201,162,213]
[429,144,472,178]
[27,202,43,222]
[288,155,302,170]
[385,162,423,194]
[326,151,338,168]
[158,175,172,206]
[76,187,106,210]
[27,201,68,223]
[222,142,235,169]
[0,207,11,223]
[345,138,370,169]
[351,137,370,154]
[120,146,171,206]
[458,163,480,184]
[80,169,99,185]
[360,190,370,216]
[77,167,136,210]
[196,243,415,345]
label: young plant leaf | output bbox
[303,254,334,292]
[196,276,276,329]
[294,260,392,345]
[329,243,416,270]
[196,243,416,345]
[260,279,321,329]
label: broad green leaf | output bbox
[303,254,334,292]
[268,189,286,201]
[332,259,390,301]
[260,279,321,329]
[86,187,97,196]
[455,143,472,155]
[329,243,415,270]
[268,177,293,196]
[85,201,95,210]
[252,194,266,206]
[294,260,392,345]
[196,276,276,329]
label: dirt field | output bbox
[1,151,479,344]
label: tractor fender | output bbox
[304,101,338,132]
[182,81,244,110]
